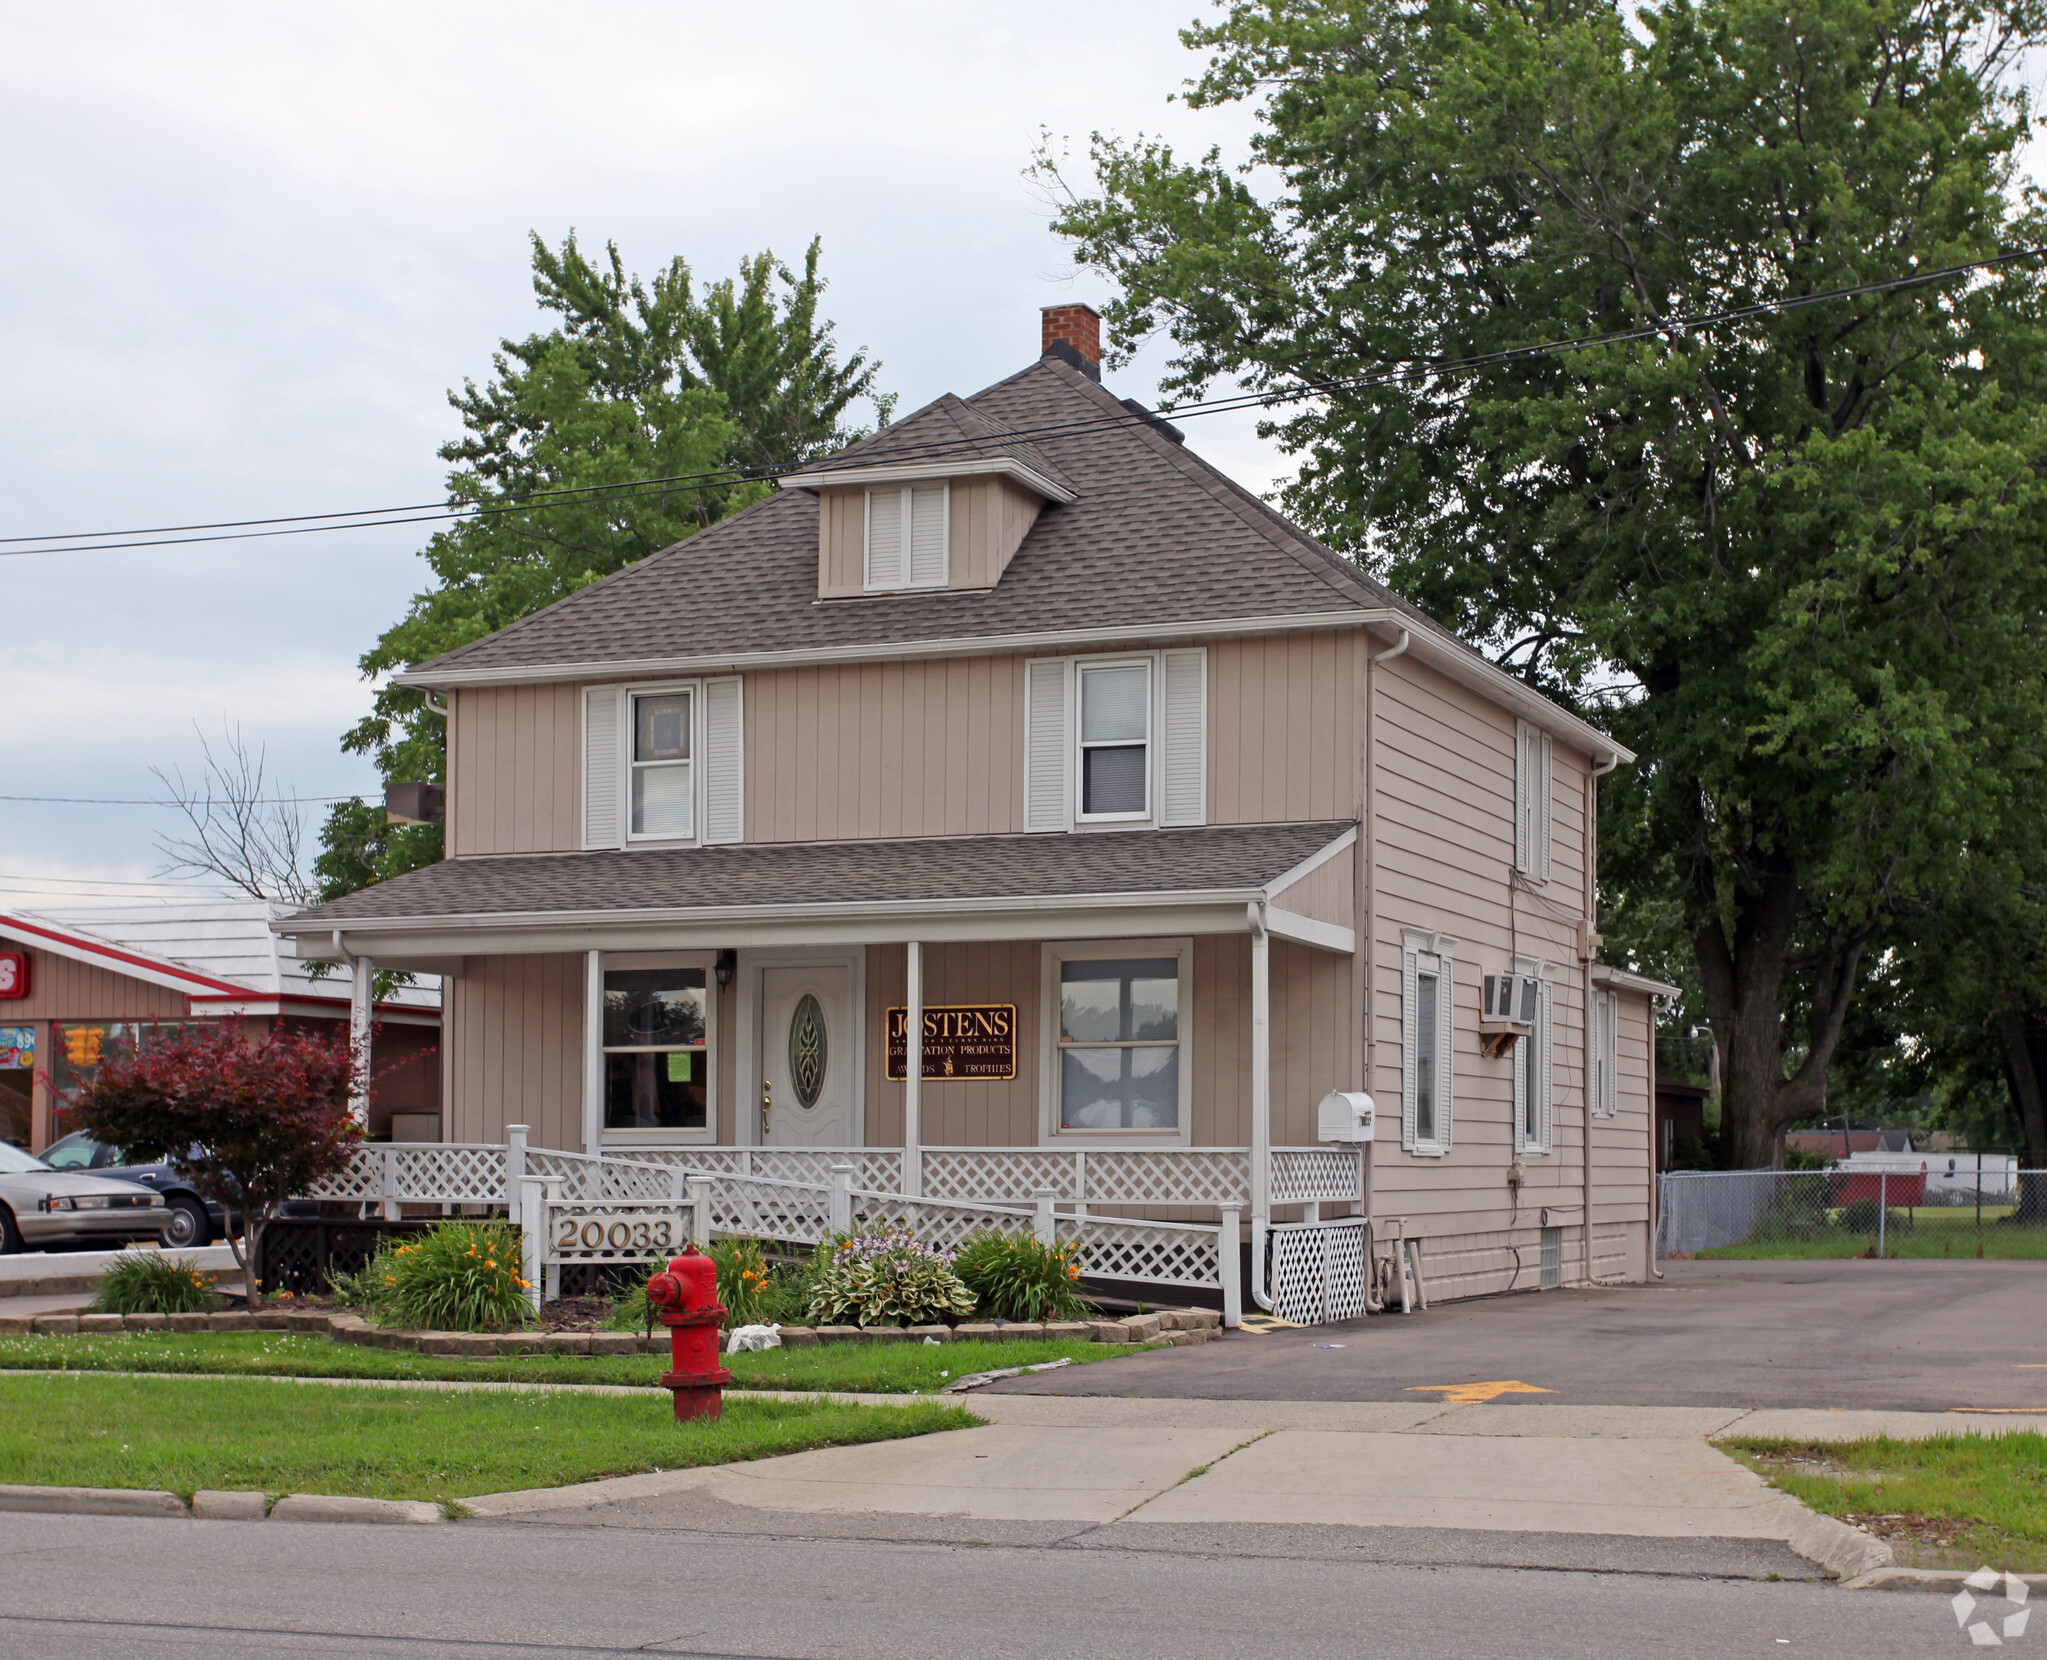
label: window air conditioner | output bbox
[1480,972,1538,1058]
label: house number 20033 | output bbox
[556,1217,674,1252]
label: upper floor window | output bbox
[1025,649,1207,834]
[865,483,949,591]
[1079,662,1151,819]
[631,691,692,839]
[1515,720,1553,882]
[1401,930,1456,1155]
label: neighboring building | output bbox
[1654,1077,1708,1169]
[0,900,439,1152]
[275,305,1673,1301]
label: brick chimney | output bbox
[1040,303,1102,381]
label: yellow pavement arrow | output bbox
[1406,1380,1558,1405]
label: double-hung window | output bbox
[1515,720,1553,882]
[1513,964,1554,1153]
[1078,662,1151,819]
[602,965,708,1132]
[1046,942,1189,1136]
[630,690,692,839]
[1402,931,1456,1154]
[1591,988,1620,1118]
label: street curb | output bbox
[1843,1566,2047,1591]
[1780,1502,1893,1581]
[0,1483,441,1523]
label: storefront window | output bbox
[602,967,707,1131]
[0,1025,32,1148]
[1057,957,1180,1130]
[47,1022,199,1141]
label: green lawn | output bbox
[0,1330,1141,1395]
[1725,1433,2047,1571]
[1700,1209,2047,1260]
[0,1371,974,1506]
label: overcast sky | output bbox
[0,2,1282,908]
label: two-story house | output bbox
[277,304,1671,1318]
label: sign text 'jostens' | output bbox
[884,1004,1017,1082]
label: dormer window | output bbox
[865,483,949,590]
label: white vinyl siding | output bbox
[701,676,745,845]
[864,483,948,591]
[1592,988,1620,1118]
[1516,720,1553,882]
[1025,659,1072,832]
[582,687,623,851]
[1401,932,1455,1154]
[1159,648,1208,826]
[1514,965,1554,1154]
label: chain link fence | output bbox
[1658,1163,2047,1258]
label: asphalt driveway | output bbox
[992,1258,2047,1411]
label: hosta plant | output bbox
[952,1228,1091,1323]
[806,1225,976,1327]
[369,1219,533,1331]
[90,1251,215,1315]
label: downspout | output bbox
[1586,753,1618,1281]
[1248,900,1275,1311]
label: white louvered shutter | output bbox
[1400,945,1419,1151]
[583,686,623,850]
[908,484,948,587]
[702,676,744,844]
[1515,722,1534,874]
[866,488,905,589]
[1025,658,1071,832]
[1538,971,1555,1148]
[1436,944,1456,1150]
[1594,989,1618,1117]
[1159,648,1208,826]
[1536,731,1554,883]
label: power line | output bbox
[3,249,2034,560]
[0,793,363,806]
[0,870,229,888]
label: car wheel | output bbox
[0,1204,20,1254]
[159,1197,209,1250]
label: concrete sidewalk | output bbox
[467,1394,1970,1579]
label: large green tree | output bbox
[320,234,889,895]
[1046,0,2047,1166]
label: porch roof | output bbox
[275,821,1357,962]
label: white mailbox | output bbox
[1317,1090,1376,1143]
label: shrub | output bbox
[807,1225,976,1327]
[709,1237,775,1326]
[90,1252,214,1315]
[368,1219,533,1331]
[952,1229,1091,1322]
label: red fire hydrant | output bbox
[644,1245,732,1422]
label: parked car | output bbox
[0,1141,166,1252]
[38,1131,236,1250]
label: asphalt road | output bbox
[995,1259,2047,1410]
[0,1511,1973,1660]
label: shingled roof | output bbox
[279,821,1356,927]
[398,354,1429,682]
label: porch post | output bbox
[904,939,924,1197]
[582,950,604,1155]
[347,953,373,1126]
[1250,907,1271,1229]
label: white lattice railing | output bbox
[1268,1216,1371,1324]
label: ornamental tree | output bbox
[1046,0,2047,1165]
[61,1019,363,1307]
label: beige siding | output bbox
[447,683,584,856]
[1191,935,1359,1148]
[444,954,585,1147]
[748,656,1029,843]
[817,479,1044,598]
[0,936,196,1023]
[864,941,1041,1147]
[1270,853,1354,932]
[1208,630,1362,825]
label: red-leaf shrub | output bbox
[59,1018,363,1306]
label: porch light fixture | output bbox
[714,949,737,990]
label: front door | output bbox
[759,964,855,1147]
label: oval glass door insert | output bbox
[788,993,827,1109]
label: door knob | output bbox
[760,1079,772,1140]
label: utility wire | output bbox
[3,248,2035,560]
[0,793,362,806]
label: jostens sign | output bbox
[884,1004,1017,1081]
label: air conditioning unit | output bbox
[1480,972,1539,1058]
